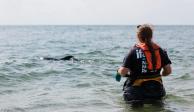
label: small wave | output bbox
[83,50,105,55]
[89,100,110,106]
[184,93,194,98]
[0,73,21,87]
[19,62,41,69]
[75,83,91,88]
[175,73,193,80]
[166,94,189,103]
[65,68,85,72]
[86,28,93,31]
[25,103,67,112]
[0,108,26,112]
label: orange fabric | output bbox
[136,43,161,70]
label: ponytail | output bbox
[145,39,156,70]
[137,24,157,70]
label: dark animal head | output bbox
[60,56,74,60]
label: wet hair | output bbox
[137,24,156,70]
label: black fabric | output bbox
[123,80,166,102]
[123,86,143,102]
[121,46,136,69]
[141,81,166,98]
[159,48,172,67]
[122,46,171,76]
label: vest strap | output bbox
[132,75,162,86]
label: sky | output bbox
[0,0,194,25]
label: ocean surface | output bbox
[0,25,194,112]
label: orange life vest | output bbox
[136,43,161,70]
[133,43,162,86]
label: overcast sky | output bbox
[0,0,194,25]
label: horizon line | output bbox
[0,24,194,26]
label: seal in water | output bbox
[42,55,78,61]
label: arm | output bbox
[114,67,129,82]
[161,64,172,76]
[160,48,172,76]
[118,48,134,77]
[118,67,129,77]
[115,48,134,82]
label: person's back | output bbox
[116,24,172,103]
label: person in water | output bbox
[116,24,172,103]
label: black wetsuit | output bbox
[122,45,171,102]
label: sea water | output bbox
[0,25,194,112]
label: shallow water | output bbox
[0,25,194,112]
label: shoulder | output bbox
[158,47,168,55]
[158,46,172,63]
[152,43,169,57]
[128,45,139,54]
[124,45,138,59]
[122,45,138,68]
